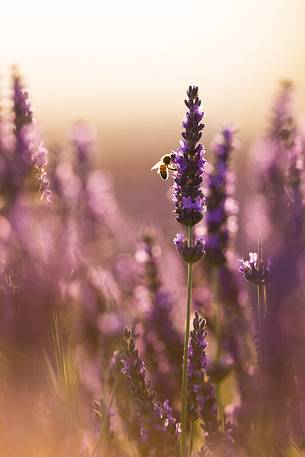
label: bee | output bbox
[151,154,177,181]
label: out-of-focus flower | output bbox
[6,69,53,202]
[239,252,269,285]
[270,80,294,143]
[70,121,96,165]
[187,312,208,420]
[12,69,33,132]
[118,327,180,457]
[135,229,183,402]
[172,86,206,227]
[205,126,238,266]
[21,124,53,202]
[187,313,221,449]
[173,232,205,263]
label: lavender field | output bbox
[0,69,304,457]
[1,3,305,456]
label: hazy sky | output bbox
[1,0,305,136]
[1,0,305,218]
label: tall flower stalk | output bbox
[204,127,237,422]
[239,242,269,349]
[136,229,183,403]
[12,68,52,202]
[171,86,206,457]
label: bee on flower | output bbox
[151,154,177,181]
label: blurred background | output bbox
[1,0,305,221]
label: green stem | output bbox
[180,225,193,457]
[90,380,118,457]
[213,268,223,430]
[257,284,262,338]
[189,421,194,457]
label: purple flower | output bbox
[187,313,221,448]
[136,230,183,402]
[270,80,294,143]
[6,70,53,202]
[118,327,180,456]
[239,252,269,285]
[172,86,206,227]
[173,232,205,264]
[12,69,33,134]
[22,125,53,202]
[205,126,237,266]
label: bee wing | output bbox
[167,164,177,171]
[151,161,162,171]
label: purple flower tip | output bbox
[239,251,269,285]
[172,86,206,227]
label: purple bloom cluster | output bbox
[172,86,206,227]
[259,82,296,212]
[239,252,269,285]
[270,80,294,143]
[187,312,208,419]
[135,230,183,402]
[13,70,33,132]
[119,327,180,457]
[205,127,236,266]
[187,313,221,449]
[0,70,52,202]
[173,232,205,264]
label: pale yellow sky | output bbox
[1,0,305,219]
[1,0,305,158]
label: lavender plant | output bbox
[169,86,206,456]
[187,313,221,452]
[11,69,52,203]
[118,327,180,457]
[135,229,183,403]
[202,126,241,424]
[1,66,305,457]
[239,251,269,285]
[205,127,237,266]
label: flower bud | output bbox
[239,252,269,285]
[173,233,205,264]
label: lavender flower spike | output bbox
[119,327,180,457]
[187,313,221,449]
[174,232,205,264]
[13,68,33,133]
[239,252,269,285]
[12,69,52,202]
[171,86,207,457]
[172,86,206,227]
[205,126,237,266]
[187,312,208,420]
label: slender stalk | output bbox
[263,284,267,315]
[91,380,118,457]
[180,225,193,457]
[189,421,194,457]
[213,268,223,430]
[257,284,262,337]
[256,284,263,368]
